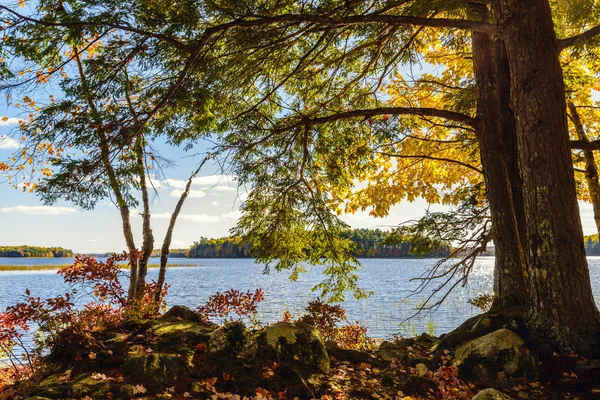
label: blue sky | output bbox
[1,106,599,253]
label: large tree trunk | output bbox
[470,3,528,308]
[499,0,600,355]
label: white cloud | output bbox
[238,193,249,202]
[0,118,22,126]
[170,189,206,198]
[163,178,187,190]
[88,239,98,242]
[152,210,241,223]
[222,211,242,220]
[212,201,220,207]
[180,214,222,222]
[192,174,237,187]
[211,185,236,192]
[0,205,77,215]
[0,136,19,150]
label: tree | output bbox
[2,0,600,355]
[0,10,212,302]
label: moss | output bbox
[472,388,515,400]
[260,322,329,373]
[454,329,537,386]
[70,373,112,398]
[123,353,185,386]
[34,373,112,399]
[208,321,257,358]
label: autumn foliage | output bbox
[197,289,265,326]
[0,252,167,385]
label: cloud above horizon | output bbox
[162,174,238,191]
[170,189,207,198]
[0,205,77,215]
[0,135,19,150]
[152,210,241,223]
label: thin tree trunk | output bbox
[568,102,600,236]
[499,0,600,355]
[73,49,139,300]
[134,134,154,297]
[469,2,528,308]
[155,155,210,302]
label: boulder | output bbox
[208,321,257,358]
[472,388,515,400]
[123,353,185,386]
[163,305,201,322]
[260,322,329,373]
[376,341,408,363]
[454,329,536,386]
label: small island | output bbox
[0,246,74,258]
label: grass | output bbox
[0,263,197,271]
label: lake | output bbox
[2,257,600,339]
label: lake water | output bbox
[2,257,600,339]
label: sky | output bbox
[1,112,461,253]
[1,109,598,253]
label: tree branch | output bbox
[571,140,600,151]
[295,107,476,128]
[559,24,600,50]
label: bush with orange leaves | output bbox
[298,299,374,350]
[197,289,265,326]
[0,252,167,386]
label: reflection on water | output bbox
[1,257,600,340]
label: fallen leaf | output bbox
[195,343,208,353]
[88,352,97,360]
[183,392,192,398]
[132,384,147,395]
[256,387,269,399]
[90,373,107,381]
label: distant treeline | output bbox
[585,235,600,255]
[185,229,450,259]
[0,246,74,258]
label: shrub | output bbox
[0,251,167,383]
[197,289,265,326]
[298,299,374,350]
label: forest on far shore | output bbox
[0,246,74,258]
[184,228,452,259]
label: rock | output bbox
[208,321,257,358]
[454,329,537,387]
[375,341,408,363]
[33,373,111,399]
[415,363,428,376]
[163,305,201,322]
[260,322,330,373]
[326,344,387,368]
[123,353,185,386]
[472,388,515,400]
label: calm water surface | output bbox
[2,257,600,339]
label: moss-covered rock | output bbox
[260,322,329,373]
[454,329,537,387]
[376,341,408,363]
[472,388,515,400]
[208,321,257,358]
[33,373,112,399]
[123,353,185,386]
[162,305,202,322]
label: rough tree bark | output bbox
[469,2,529,309]
[499,0,600,355]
